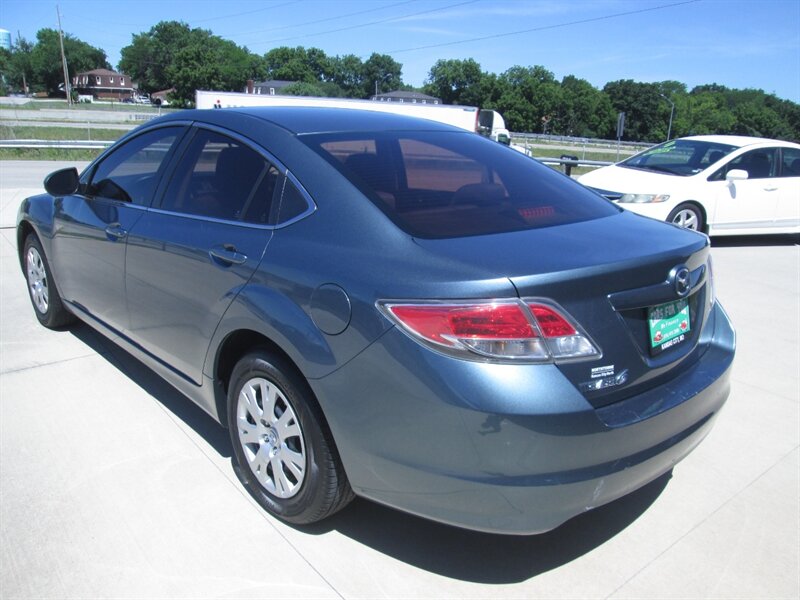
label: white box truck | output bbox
[195,89,511,144]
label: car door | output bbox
[51,125,186,330]
[123,125,280,384]
[776,147,800,229]
[711,147,780,231]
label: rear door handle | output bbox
[209,244,247,266]
[763,185,778,191]
[105,224,127,241]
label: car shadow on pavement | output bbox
[70,321,669,583]
[711,233,799,247]
[302,471,671,584]
[69,323,233,458]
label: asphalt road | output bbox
[1,160,798,599]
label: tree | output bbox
[263,46,332,83]
[330,54,364,98]
[29,28,109,95]
[120,21,198,94]
[494,66,562,133]
[361,53,402,98]
[603,79,667,141]
[167,34,256,105]
[424,58,484,105]
[556,76,616,138]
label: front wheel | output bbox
[667,203,705,232]
[227,350,354,524]
[23,234,76,328]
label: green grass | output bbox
[0,148,103,161]
[0,124,125,141]
[0,100,173,113]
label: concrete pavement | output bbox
[0,160,798,598]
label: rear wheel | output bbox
[23,234,76,328]
[227,350,354,524]
[667,203,704,232]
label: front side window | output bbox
[159,129,279,223]
[85,126,182,205]
[621,139,738,176]
[304,131,619,238]
[710,148,779,181]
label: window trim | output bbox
[79,123,191,207]
[148,122,316,228]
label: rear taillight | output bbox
[378,299,601,363]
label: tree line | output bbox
[1,22,797,143]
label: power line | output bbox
[191,1,299,24]
[248,0,482,47]
[387,0,702,54]
[224,0,419,39]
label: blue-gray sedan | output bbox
[17,107,734,534]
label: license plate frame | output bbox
[648,298,691,356]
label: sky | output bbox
[1,0,799,102]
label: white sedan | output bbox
[579,135,800,235]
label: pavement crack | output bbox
[0,350,109,375]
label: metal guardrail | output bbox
[0,140,613,175]
[532,155,613,176]
[511,131,652,150]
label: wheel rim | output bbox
[236,377,306,499]
[672,208,700,230]
[26,247,49,314]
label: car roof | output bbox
[160,106,465,136]
[680,134,800,148]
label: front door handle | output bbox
[105,224,127,241]
[209,244,247,266]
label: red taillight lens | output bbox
[529,305,577,337]
[379,299,600,362]
[389,304,535,345]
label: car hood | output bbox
[578,164,694,195]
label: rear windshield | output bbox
[301,131,619,238]
[620,139,738,176]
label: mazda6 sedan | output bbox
[579,135,800,235]
[17,107,735,534]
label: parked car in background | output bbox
[17,107,734,534]
[579,135,800,235]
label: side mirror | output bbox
[726,169,748,183]
[44,167,79,196]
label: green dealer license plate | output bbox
[648,298,691,355]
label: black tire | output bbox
[227,350,354,524]
[23,234,76,329]
[667,203,705,232]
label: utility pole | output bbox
[57,5,72,107]
[17,30,27,95]
[659,93,675,141]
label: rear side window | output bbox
[159,128,279,223]
[779,147,800,177]
[304,131,618,238]
[86,126,181,205]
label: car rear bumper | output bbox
[311,302,734,535]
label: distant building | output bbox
[245,80,296,95]
[0,29,11,51]
[72,69,136,100]
[151,88,174,106]
[370,90,441,105]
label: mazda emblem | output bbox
[674,266,691,297]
